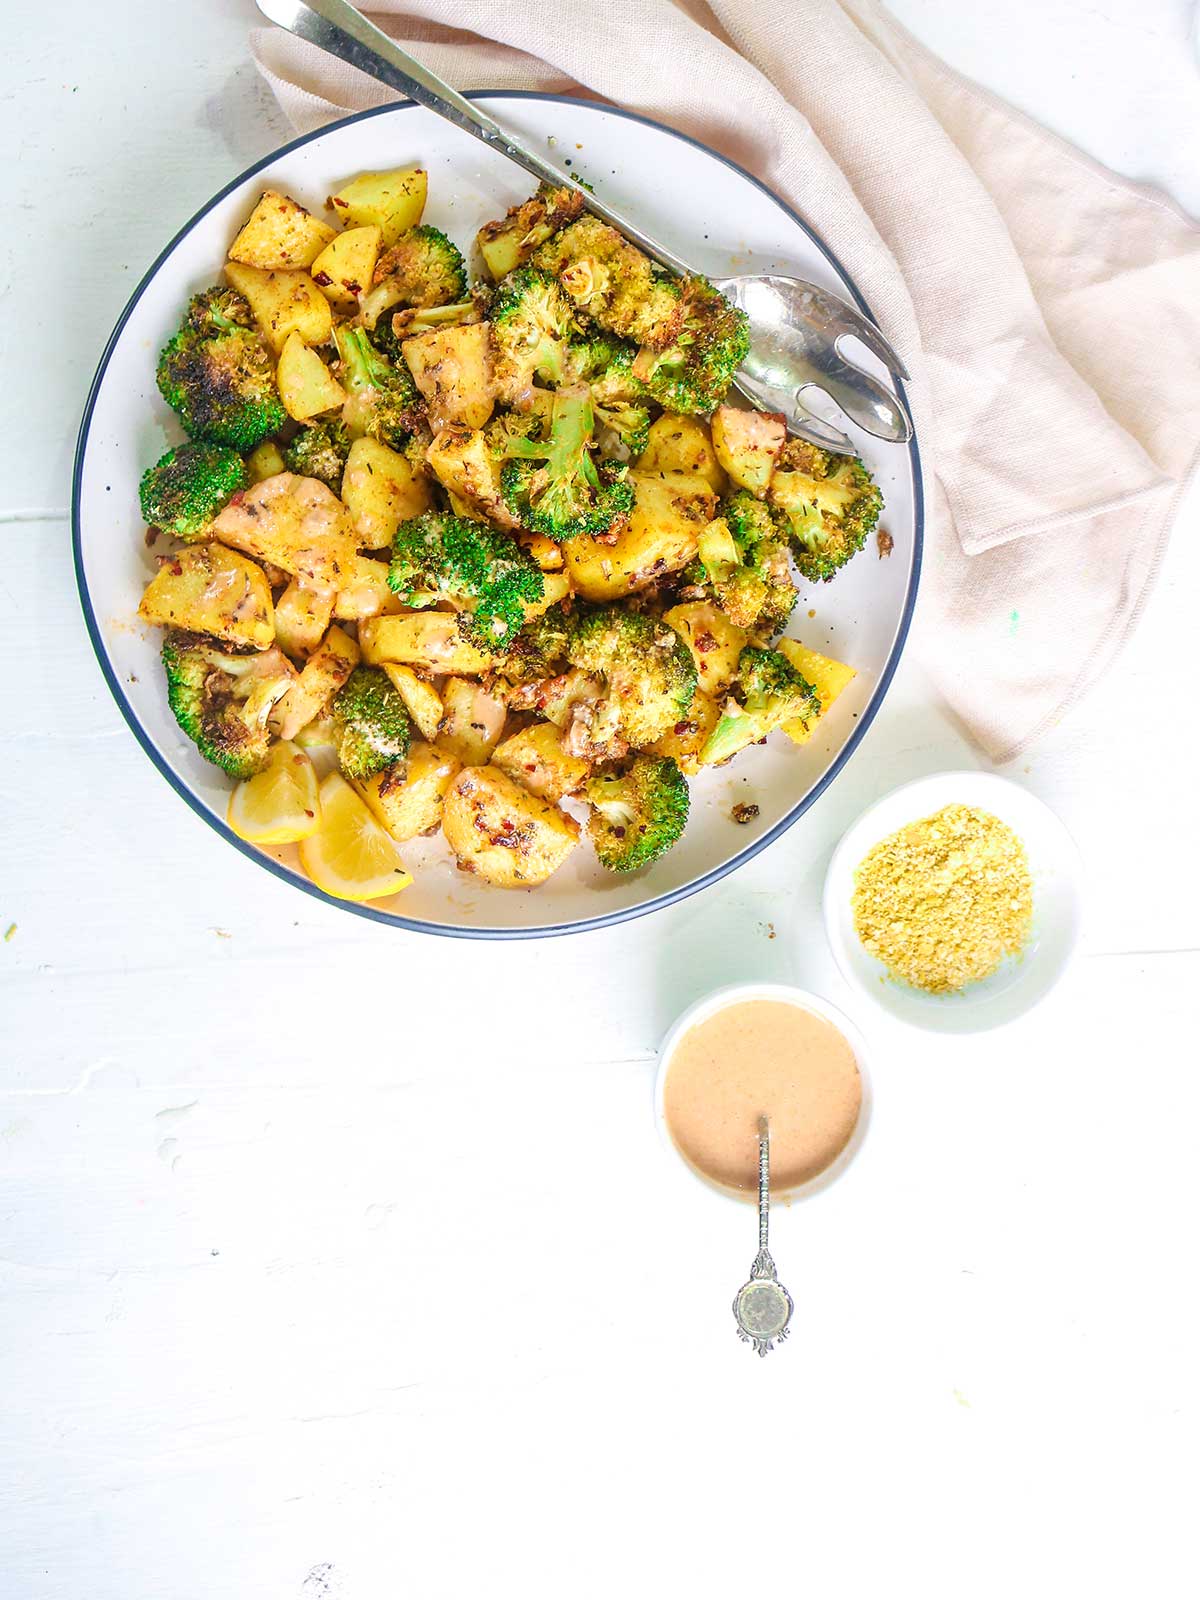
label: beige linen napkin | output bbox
[251,0,1200,761]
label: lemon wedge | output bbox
[228,741,321,845]
[299,772,413,901]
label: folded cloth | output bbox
[252,0,1200,760]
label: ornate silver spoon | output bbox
[733,1117,794,1357]
[256,0,913,453]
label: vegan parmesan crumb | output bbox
[851,804,1033,994]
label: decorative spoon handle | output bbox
[255,0,693,276]
[733,1117,794,1357]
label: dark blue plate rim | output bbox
[72,91,924,940]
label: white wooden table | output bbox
[2,3,1198,1595]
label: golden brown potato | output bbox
[138,543,274,649]
[381,664,443,741]
[210,472,357,591]
[442,765,579,887]
[357,742,461,843]
[340,437,433,550]
[245,440,287,484]
[332,556,405,623]
[224,262,333,353]
[492,722,591,802]
[358,613,497,675]
[327,166,427,245]
[309,224,382,304]
[711,405,787,498]
[228,191,336,271]
[426,425,519,530]
[518,531,565,572]
[647,689,721,775]
[274,578,335,660]
[564,471,717,601]
[273,624,360,740]
[436,678,508,766]
[663,601,749,699]
[776,639,857,744]
[402,323,494,432]
[276,332,346,422]
[637,414,727,494]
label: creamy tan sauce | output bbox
[663,1000,862,1195]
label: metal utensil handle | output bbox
[256,0,694,277]
[757,1117,770,1254]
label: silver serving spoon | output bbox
[733,1117,794,1357]
[256,0,913,453]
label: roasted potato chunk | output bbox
[637,414,727,494]
[276,332,346,421]
[663,601,749,700]
[358,613,497,675]
[564,471,717,602]
[401,323,494,432]
[436,677,508,765]
[274,578,335,660]
[711,405,786,498]
[492,722,591,802]
[310,224,382,304]
[328,166,427,245]
[776,639,857,743]
[138,543,274,649]
[224,262,333,354]
[228,190,336,270]
[426,424,519,530]
[442,765,579,887]
[381,664,443,741]
[357,742,461,843]
[333,556,405,623]
[273,625,360,740]
[340,437,433,550]
[210,472,357,590]
[647,689,721,775]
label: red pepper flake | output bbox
[694,632,717,653]
[304,809,315,818]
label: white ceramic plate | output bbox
[74,94,923,938]
[823,771,1084,1032]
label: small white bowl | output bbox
[654,983,872,1206]
[823,771,1084,1034]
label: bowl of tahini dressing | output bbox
[656,985,872,1203]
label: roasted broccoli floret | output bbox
[332,666,412,781]
[710,493,801,636]
[567,606,697,749]
[490,266,579,401]
[161,630,293,778]
[493,601,577,685]
[358,225,468,328]
[139,441,247,542]
[585,754,689,872]
[388,511,544,650]
[535,217,685,348]
[334,324,424,449]
[499,385,633,541]
[770,448,884,582]
[477,183,586,279]
[282,418,350,490]
[632,276,749,414]
[156,286,286,450]
[564,336,653,458]
[701,645,821,765]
